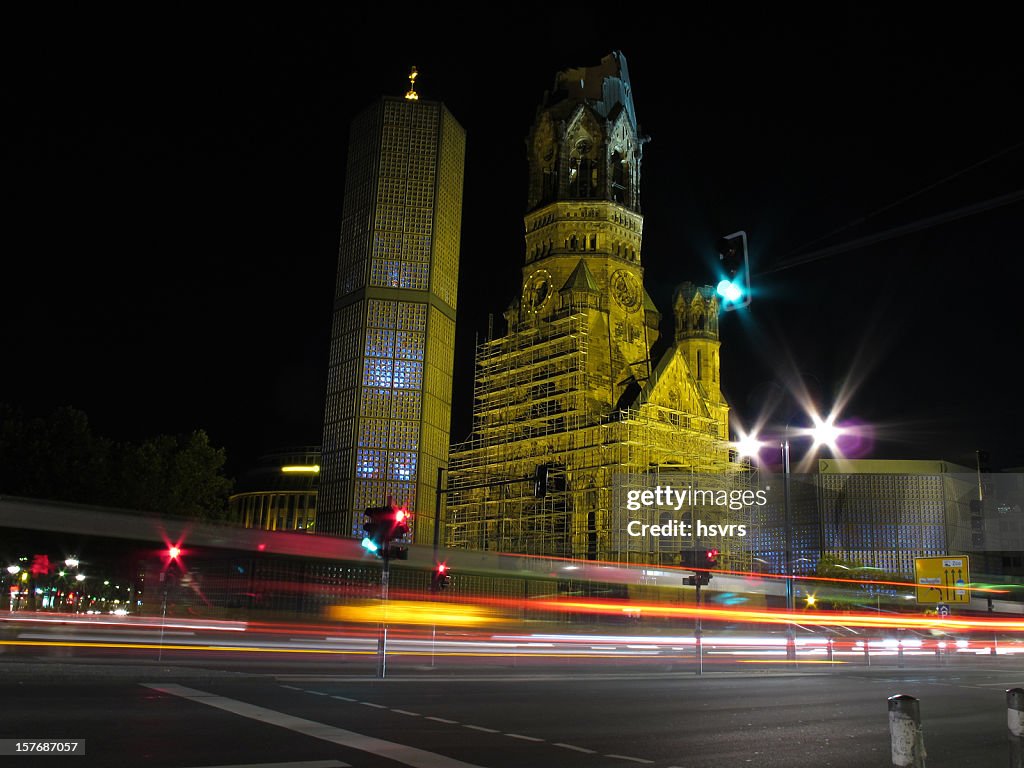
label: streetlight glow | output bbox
[6,565,19,575]
[734,433,763,459]
[65,557,79,568]
[809,413,843,451]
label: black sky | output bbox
[4,8,1023,479]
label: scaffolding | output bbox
[447,307,754,567]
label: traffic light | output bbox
[430,562,451,592]
[715,230,750,310]
[681,549,713,585]
[362,504,412,559]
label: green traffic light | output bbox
[717,279,742,303]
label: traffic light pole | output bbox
[783,438,796,661]
[376,553,390,679]
[433,466,445,563]
[695,581,703,676]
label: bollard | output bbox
[1008,688,1024,768]
[888,694,926,767]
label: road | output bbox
[1,657,1019,767]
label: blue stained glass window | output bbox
[356,449,384,479]
[393,360,422,389]
[365,329,395,358]
[396,331,425,360]
[389,451,417,481]
[363,358,393,388]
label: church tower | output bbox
[514,52,659,410]
[674,282,726,418]
[446,53,745,565]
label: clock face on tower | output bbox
[524,269,553,313]
[610,269,641,313]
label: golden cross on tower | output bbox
[404,66,419,101]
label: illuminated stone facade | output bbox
[446,52,746,564]
[319,96,465,543]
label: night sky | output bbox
[5,8,1023,480]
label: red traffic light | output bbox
[168,546,181,560]
[431,562,451,591]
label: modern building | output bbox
[319,72,466,544]
[815,459,976,576]
[744,458,977,578]
[445,52,748,565]
[229,447,320,533]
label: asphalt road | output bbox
[1,660,1019,767]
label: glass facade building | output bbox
[319,95,465,542]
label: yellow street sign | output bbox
[915,555,970,604]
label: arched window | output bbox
[696,350,703,380]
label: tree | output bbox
[0,404,233,522]
[0,403,111,502]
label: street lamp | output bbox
[743,412,844,659]
[782,414,844,658]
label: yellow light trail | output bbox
[326,600,504,627]
[532,599,1024,632]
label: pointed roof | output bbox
[643,288,659,313]
[559,259,598,293]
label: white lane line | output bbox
[279,685,303,691]
[553,743,596,754]
[144,684,488,768]
[360,702,388,708]
[426,717,458,724]
[393,709,421,716]
[331,696,356,702]
[505,733,543,742]
[308,691,329,696]
[463,725,500,733]
[606,755,654,764]
[184,762,350,768]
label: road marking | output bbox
[184,762,350,768]
[463,725,499,733]
[360,702,388,708]
[144,684,488,768]
[279,685,302,691]
[331,696,356,702]
[553,743,596,754]
[426,717,458,724]
[606,754,654,764]
[393,709,421,716]
[505,733,543,742]
[309,691,328,696]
